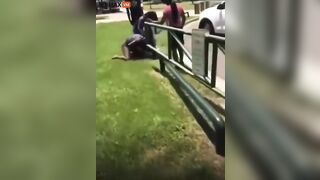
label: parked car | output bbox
[198,1,225,36]
[96,0,120,14]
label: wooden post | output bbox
[200,1,205,12]
[205,1,210,8]
[194,2,200,14]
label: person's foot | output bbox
[112,55,127,60]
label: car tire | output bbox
[199,20,214,35]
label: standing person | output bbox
[126,0,144,34]
[158,0,186,64]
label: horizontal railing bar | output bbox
[147,45,222,93]
[147,45,209,82]
[145,22,192,35]
[145,22,225,43]
[206,34,225,42]
[147,45,194,75]
[147,45,225,129]
[165,62,225,128]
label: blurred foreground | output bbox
[0,1,95,180]
[227,0,320,179]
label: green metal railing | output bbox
[145,22,225,89]
[144,22,225,156]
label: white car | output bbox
[198,1,225,36]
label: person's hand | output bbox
[112,55,128,61]
[151,20,159,24]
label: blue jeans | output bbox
[133,21,141,35]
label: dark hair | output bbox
[144,11,158,21]
[162,0,179,23]
[171,1,179,23]
[136,0,141,6]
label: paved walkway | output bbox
[96,9,196,24]
[182,21,225,93]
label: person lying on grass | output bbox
[112,34,148,60]
[112,12,158,61]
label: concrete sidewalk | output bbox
[96,9,197,24]
[182,20,225,93]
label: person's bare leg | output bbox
[122,44,130,59]
[112,44,130,60]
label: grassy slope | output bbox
[96,22,224,180]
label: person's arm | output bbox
[153,11,166,24]
[126,8,133,25]
[158,12,166,24]
[181,9,186,27]
[138,16,149,34]
[112,43,130,60]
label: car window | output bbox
[217,2,225,10]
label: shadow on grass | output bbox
[111,51,158,62]
[111,57,156,61]
[151,66,221,152]
[97,143,218,180]
[96,117,221,180]
[96,67,224,180]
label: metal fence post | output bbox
[210,42,218,87]
[159,31,172,73]
[144,22,225,89]
[204,39,209,78]
[167,31,172,59]
[216,126,225,156]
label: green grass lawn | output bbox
[96,21,224,180]
[143,1,194,11]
